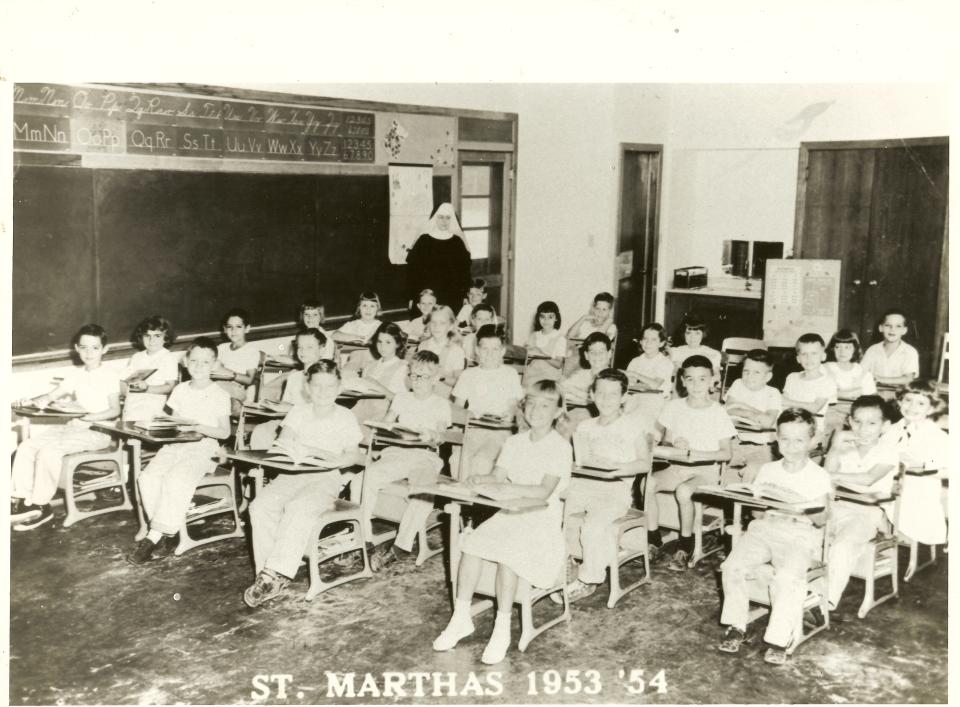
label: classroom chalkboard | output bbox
[12,165,451,357]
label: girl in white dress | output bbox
[522,300,567,389]
[348,322,410,423]
[432,380,572,665]
[884,379,949,544]
[824,329,877,438]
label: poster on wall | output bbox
[388,164,434,264]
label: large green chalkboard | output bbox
[12,165,450,357]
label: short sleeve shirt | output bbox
[824,362,877,395]
[498,429,573,502]
[217,342,262,374]
[726,379,782,413]
[362,357,409,395]
[167,381,231,427]
[783,370,838,415]
[836,438,900,495]
[528,330,567,359]
[627,354,675,395]
[281,370,309,405]
[390,392,453,432]
[861,342,920,380]
[127,348,180,385]
[452,365,524,416]
[657,398,736,452]
[281,403,363,454]
[338,318,382,341]
[60,365,122,414]
[755,458,832,506]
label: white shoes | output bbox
[432,616,474,651]
[481,624,511,665]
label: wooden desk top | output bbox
[91,420,204,444]
[226,449,344,473]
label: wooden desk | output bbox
[12,404,87,421]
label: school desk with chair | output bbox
[409,478,568,652]
[92,420,245,556]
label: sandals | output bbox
[764,646,788,665]
[718,627,746,654]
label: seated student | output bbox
[456,278,488,331]
[364,351,452,568]
[860,309,920,389]
[668,314,722,377]
[334,291,384,374]
[781,333,839,447]
[560,369,651,602]
[563,292,618,375]
[625,322,675,426]
[824,395,899,611]
[558,332,613,436]
[248,328,327,450]
[452,324,524,481]
[215,308,262,416]
[825,329,877,399]
[417,305,467,397]
[645,355,736,570]
[432,379,572,665]
[128,338,231,563]
[522,300,567,389]
[461,303,497,364]
[725,349,782,482]
[402,288,438,344]
[883,379,949,546]
[122,315,180,422]
[347,322,410,423]
[717,408,831,666]
[244,360,363,608]
[273,301,335,366]
[11,325,122,530]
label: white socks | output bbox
[432,599,474,651]
[481,611,512,665]
[145,529,163,544]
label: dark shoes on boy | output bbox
[11,501,54,531]
[243,570,290,608]
[126,535,178,565]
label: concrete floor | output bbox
[9,510,948,705]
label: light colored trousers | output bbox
[249,471,345,579]
[11,427,111,506]
[362,447,443,551]
[138,438,219,535]
[827,502,885,608]
[720,516,821,648]
[564,477,633,584]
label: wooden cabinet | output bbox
[664,292,762,350]
[795,138,948,376]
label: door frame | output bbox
[613,143,663,359]
[456,149,515,333]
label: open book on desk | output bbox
[134,414,194,430]
[340,377,383,396]
[412,480,544,511]
[730,415,774,432]
[19,399,87,415]
[364,420,425,442]
[124,368,157,384]
[265,441,340,469]
[833,480,890,500]
[722,482,825,510]
[469,414,515,430]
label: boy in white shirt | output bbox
[717,408,832,666]
[824,395,899,611]
[364,351,453,567]
[452,325,524,480]
[781,333,838,446]
[560,369,652,601]
[128,338,231,563]
[860,309,920,388]
[215,308,262,415]
[725,349,782,482]
[12,324,122,530]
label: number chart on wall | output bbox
[762,259,841,347]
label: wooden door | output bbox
[796,138,948,375]
[613,145,662,368]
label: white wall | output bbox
[654,83,951,321]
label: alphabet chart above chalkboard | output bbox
[762,259,841,347]
[13,83,376,163]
